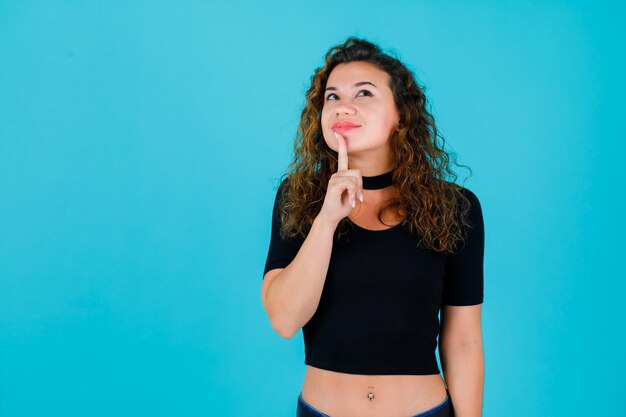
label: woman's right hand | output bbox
[317,131,363,226]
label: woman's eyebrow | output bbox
[325,81,377,91]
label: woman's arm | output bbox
[439,304,484,417]
[261,216,337,338]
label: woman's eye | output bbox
[325,90,372,101]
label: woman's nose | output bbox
[334,103,357,115]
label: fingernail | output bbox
[334,131,338,140]
[351,198,355,208]
[358,191,363,203]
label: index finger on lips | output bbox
[335,131,348,172]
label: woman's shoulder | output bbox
[273,175,291,198]
[451,184,483,227]
[458,185,480,205]
[440,180,481,205]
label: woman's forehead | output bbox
[327,62,390,87]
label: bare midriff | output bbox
[301,365,447,417]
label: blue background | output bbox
[1,1,624,416]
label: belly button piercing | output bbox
[367,392,374,401]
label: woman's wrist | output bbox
[313,215,338,232]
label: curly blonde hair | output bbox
[276,37,474,253]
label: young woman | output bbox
[261,37,484,417]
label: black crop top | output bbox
[263,178,484,375]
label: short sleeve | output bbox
[262,179,305,278]
[441,187,485,306]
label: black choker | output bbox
[362,169,395,190]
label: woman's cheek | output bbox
[321,128,332,149]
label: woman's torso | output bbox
[301,365,447,417]
[300,190,447,416]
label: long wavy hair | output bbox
[276,37,473,253]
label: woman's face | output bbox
[321,61,400,157]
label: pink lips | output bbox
[332,122,360,134]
